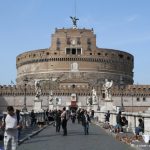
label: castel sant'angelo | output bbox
[0,17,150,112]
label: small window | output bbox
[46,52,49,55]
[77,38,81,45]
[98,53,101,55]
[72,84,75,89]
[119,54,124,58]
[67,38,71,45]
[127,56,130,60]
[143,97,146,101]
[87,38,91,45]
[137,97,140,101]
[90,53,92,55]
[77,48,81,55]
[88,46,91,51]
[66,48,70,54]
[56,38,61,45]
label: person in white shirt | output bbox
[1,106,22,150]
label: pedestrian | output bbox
[45,109,49,124]
[30,110,36,127]
[55,110,61,132]
[71,110,76,123]
[1,106,22,150]
[81,110,91,135]
[105,110,110,123]
[135,118,144,139]
[115,111,122,133]
[61,107,68,136]
[15,109,22,140]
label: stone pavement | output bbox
[17,120,134,150]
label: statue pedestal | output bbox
[34,98,42,111]
[87,105,92,112]
[49,103,54,110]
[100,99,115,112]
[92,104,98,112]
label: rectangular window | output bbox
[66,48,70,54]
[66,48,81,55]
[72,48,76,54]
[77,48,81,55]
[136,97,140,101]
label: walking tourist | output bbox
[1,106,22,150]
[30,110,36,127]
[61,107,68,136]
[55,110,61,132]
[81,110,91,135]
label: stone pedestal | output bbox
[34,98,42,111]
[92,104,98,112]
[100,100,115,112]
[87,105,92,112]
[49,104,54,110]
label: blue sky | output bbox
[0,0,150,85]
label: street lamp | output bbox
[48,75,59,109]
[97,96,100,111]
[131,93,134,112]
[119,78,125,112]
[22,77,28,112]
[97,86,101,111]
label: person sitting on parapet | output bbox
[135,118,144,139]
[105,110,110,123]
[115,111,123,133]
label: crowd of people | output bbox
[0,105,145,150]
[44,108,94,136]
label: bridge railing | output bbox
[94,111,150,134]
[0,111,45,128]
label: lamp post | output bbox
[131,92,134,113]
[48,75,59,110]
[22,77,28,112]
[97,96,100,111]
[97,86,101,111]
[119,78,125,112]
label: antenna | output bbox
[70,0,79,29]
[74,0,77,17]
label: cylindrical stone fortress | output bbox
[16,28,134,86]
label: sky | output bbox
[0,0,150,85]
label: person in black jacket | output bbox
[135,118,144,139]
[55,110,61,132]
[115,111,122,132]
[81,110,91,135]
[105,110,110,122]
